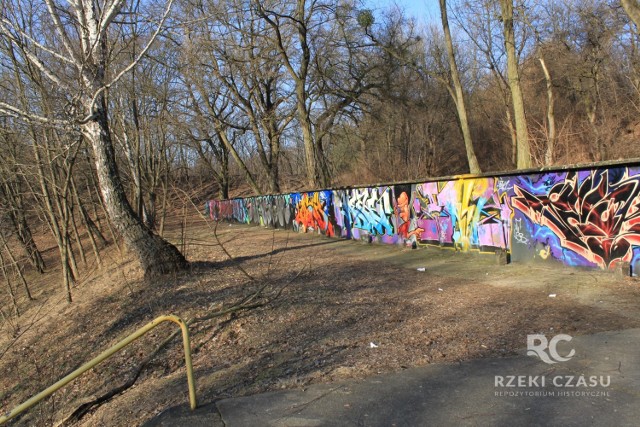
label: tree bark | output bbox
[73,178,103,267]
[622,0,640,30]
[538,56,556,165]
[82,96,187,277]
[500,0,531,168]
[439,0,481,174]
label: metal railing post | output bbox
[0,315,197,425]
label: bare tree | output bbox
[0,0,187,277]
[452,0,524,166]
[181,0,294,194]
[500,0,532,168]
[537,55,556,165]
[181,76,262,195]
[439,0,481,173]
[255,0,319,188]
[309,3,394,185]
[0,129,45,273]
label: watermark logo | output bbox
[494,333,610,398]
[527,334,575,364]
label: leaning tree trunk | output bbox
[82,96,187,277]
[538,56,556,166]
[440,0,481,174]
[501,0,531,169]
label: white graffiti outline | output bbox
[514,218,529,245]
[496,178,513,193]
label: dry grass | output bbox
[1,213,639,426]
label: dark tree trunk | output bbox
[2,182,46,273]
[80,203,108,246]
[220,148,230,199]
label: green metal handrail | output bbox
[0,315,197,424]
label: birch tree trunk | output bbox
[0,0,188,277]
[82,96,186,276]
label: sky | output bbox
[367,0,441,25]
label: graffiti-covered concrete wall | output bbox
[206,163,640,273]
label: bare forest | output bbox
[1,0,640,424]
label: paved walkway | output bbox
[145,328,640,426]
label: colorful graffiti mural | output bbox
[347,187,396,243]
[206,164,640,272]
[413,178,511,251]
[292,191,335,236]
[512,168,640,269]
[333,190,352,239]
[394,184,423,246]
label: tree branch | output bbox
[82,0,175,122]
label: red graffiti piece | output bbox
[295,193,335,237]
[512,169,640,268]
[398,221,410,238]
[219,201,233,220]
[209,200,233,221]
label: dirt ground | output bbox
[1,215,640,426]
